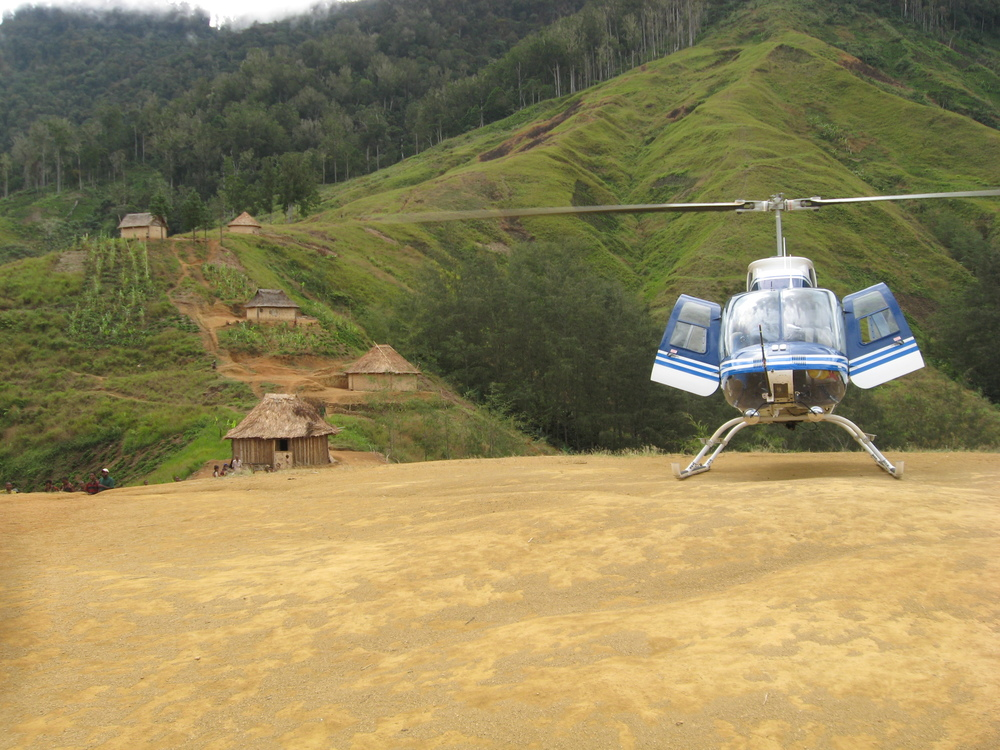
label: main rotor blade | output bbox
[795,188,1000,208]
[372,188,1000,223]
[377,200,754,223]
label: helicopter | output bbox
[381,187,1000,478]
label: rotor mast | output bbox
[773,194,785,257]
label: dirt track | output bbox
[2,452,998,749]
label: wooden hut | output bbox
[226,212,262,235]
[118,213,168,240]
[244,288,301,324]
[345,344,421,392]
[225,393,339,470]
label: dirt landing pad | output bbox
[2,453,998,749]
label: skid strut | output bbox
[672,412,903,479]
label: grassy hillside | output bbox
[322,27,999,315]
[2,0,999,488]
[0,239,254,489]
[285,0,1000,447]
[0,230,543,491]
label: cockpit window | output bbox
[724,289,842,354]
[726,292,780,352]
[851,289,900,344]
[669,300,713,354]
[781,289,839,347]
[750,277,810,291]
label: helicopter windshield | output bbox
[724,289,843,355]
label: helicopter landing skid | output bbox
[672,413,903,480]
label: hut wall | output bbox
[348,373,418,392]
[248,307,298,323]
[227,225,260,235]
[230,436,329,467]
[230,438,274,467]
[121,225,166,240]
[290,436,331,465]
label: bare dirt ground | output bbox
[1,452,998,749]
[189,451,387,481]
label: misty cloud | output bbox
[0,0,340,27]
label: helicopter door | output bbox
[651,295,721,396]
[843,283,924,388]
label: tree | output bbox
[46,117,76,194]
[0,153,11,198]
[149,191,172,232]
[275,152,319,217]
[180,189,208,238]
[408,241,685,451]
[219,151,258,216]
[930,216,1000,403]
[13,121,53,189]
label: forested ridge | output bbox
[3,0,998,236]
[0,0,709,226]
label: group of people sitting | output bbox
[45,469,117,494]
[5,470,117,494]
[213,457,243,477]
[6,458,251,493]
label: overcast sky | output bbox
[0,0,337,27]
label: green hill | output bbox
[2,0,1000,490]
[289,0,1000,445]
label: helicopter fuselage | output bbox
[719,287,848,420]
[652,254,925,478]
[652,255,922,423]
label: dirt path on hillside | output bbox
[2,452,998,749]
[164,241,365,405]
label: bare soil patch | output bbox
[163,241,362,405]
[2,452,998,749]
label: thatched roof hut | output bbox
[225,393,339,469]
[226,212,262,235]
[344,344,421,392]
[118,213,167,240]
[244,288,301,324]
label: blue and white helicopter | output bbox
[385,187,999,477]
[650,189,998,478]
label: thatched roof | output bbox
[225,394,340,440]
[345,344,421,375]
[228,212,261,228]
[245,289,299,309]
[117,213,167,229]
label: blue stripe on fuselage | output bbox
[654,350,719,381]
[720,343,848,378]
[849,337,919,374]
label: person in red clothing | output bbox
[83,473,101,495]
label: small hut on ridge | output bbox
[244,288,302,324]
[345,344,421,392]
[118,213,168,240]
[225,393,339,470]
[226,212,262,235]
